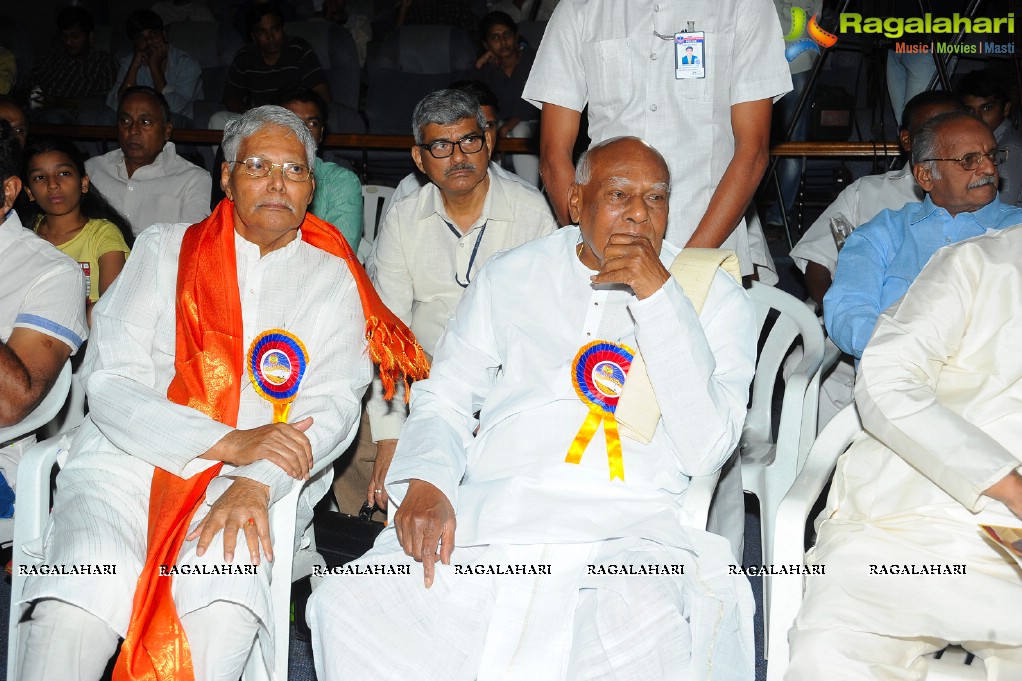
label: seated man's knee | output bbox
[18,599,119,681]
[181,600,260,681]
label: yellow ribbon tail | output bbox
[272,401,293,424]
[565,408,603,465]
[603,416,624,481]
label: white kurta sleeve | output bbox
[790,183,857,275]
[84,227,234,477]
[521,0,586,112]
[856,242,1021,512]
[384,268,500,510]
[230,272,371,504]
[628,271,757,476]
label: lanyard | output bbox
[445,220,487,288]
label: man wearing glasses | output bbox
[824,110,1022,361]
[14,106,420,679]
[363,88,557,509]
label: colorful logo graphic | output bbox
[784,6,838,62]
[572,341,633,413]
[247,330,308,403]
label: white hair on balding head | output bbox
[911,109,986,182]
[574,136,671,191]
[223,105,318,169]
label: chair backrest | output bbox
[286,21,362,110]
[359,185,395,261]
[744,283,826,462]
[0,361,71,446]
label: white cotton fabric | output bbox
[311,227,758,679]
[787,225,1022,679]
[523,0,792,274]
[85,142,212,236]
[364,168,557,441]
[789,165,923,276]
[19,223,370,666]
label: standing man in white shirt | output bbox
[523,0,791,276]
[364,88,557,508]
[86,86,211,236]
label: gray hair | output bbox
[222,105,317,169]
[574,136,671,191]
[411,89,486,144]
[911,109,983,181]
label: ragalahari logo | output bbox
[784,7,838,61]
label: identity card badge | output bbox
[675,32,705,79]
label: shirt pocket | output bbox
[581,38,633,110]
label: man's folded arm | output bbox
[857,242,1020,511]
[385,268,501,509]
[85,229,234,476]
[629,271,757,476]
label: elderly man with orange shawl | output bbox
[16,106,426,681]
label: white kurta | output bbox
[310,227,759,680]
[21,223,371,659]
[787,225,1022,679]
[523,0,792,274]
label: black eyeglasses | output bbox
[921,149,1008,171]
[418,134,485,159]
[234,157,313,182]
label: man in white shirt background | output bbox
[362,88,557,510]
[86,86,211,237]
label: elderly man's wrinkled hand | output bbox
[187,477,273,564]
[591,233,670,300]
[394,479,455,589]
[204,417,314,480]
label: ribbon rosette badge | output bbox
[247,329,309,423]
[565,341,633,481]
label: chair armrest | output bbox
[13,435,66,554]
[680,469,721,530]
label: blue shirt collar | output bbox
[911,193,1010,229]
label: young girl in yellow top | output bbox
[23,138,133,325]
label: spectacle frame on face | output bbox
[234,157,313,181]
[921,149,1008,171]
[417,134,486,159]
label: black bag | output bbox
[312,501,386,568]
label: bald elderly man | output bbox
[309,136,758,680]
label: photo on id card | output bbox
[675,32,705,79]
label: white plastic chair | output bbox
[741,282,825,647]
[767,405,986,681]
[0,360,71,446]
[7,434,344,681]
[358,185,396,262]
[0,360,72,550]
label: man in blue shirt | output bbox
[824,110,1022,359]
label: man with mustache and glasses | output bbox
[362,88,556,510]
[15,106,424,680]
[824,110,1022,361]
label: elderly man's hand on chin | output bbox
[394,479,456,589]
[589,233,671,300]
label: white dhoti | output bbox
[19,421,333,674]
[309,530,754,681]
[785,433,1022,680]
